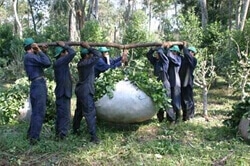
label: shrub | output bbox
[223,83,250,130]
[0,78,56,125]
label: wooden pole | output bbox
[37,41,184,49]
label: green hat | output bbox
[55,46,64,58]
[81,48,89,55]
[169,45,180,53]
[188,46,197,53]
[98,47,109,52]
[23,38,34,47]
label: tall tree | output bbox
[239,0,250,31]
[27,0,37,34]
[199,0,208,28]
[69,0,80,41]
[13,0,23,38]
[76,0,87,31]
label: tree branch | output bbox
[37,41,184,49]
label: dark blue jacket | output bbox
[24,51,51,81]
[76,48,101,95]
[146,47,170,88]
[167,51,182,88]
[94,55,122,77]
[53,46,76,98]
[179,47,197,87]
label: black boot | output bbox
[90,136,100,144]
[157,110,164,122]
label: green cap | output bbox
[188,46,197,53]
[81,48,89,55]
[55,46,64,58]
[169,45,180,53]
[98,47,109,52]
[23,38,34,47]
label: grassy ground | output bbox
[0,81,249,166]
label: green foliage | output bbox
[0,24,15,60]
[122,10,149,60]
[0,78,56,125]
[94,68,125,100]
[223,95,250,130]
[123,10,147,44]
[40,23,69,42]
[177,8,203,46]
[45,80,56,123]
[94,58,171,111]
[0,78,29,125]
[81,20,104,42]
[0,24,24,81]
[126,59,171,110]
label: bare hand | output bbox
[31,43,41,52]
[183,41,187,47]
[81,42,90,49]
[41,44,48,52]
[121,49,128,63]
[56,41,65,47]
[162,42,170,48]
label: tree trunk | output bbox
[13,0,23,38]
[94,0,99,20]
[124,0,132,23]
[148,2,152,33]
[239,0,250,31]
[69,0,80,41]
[87,0,94,20]
[228,0,233,30]
[241,68,250,101]
[199,0,208,29]
[76,0,87,31]
[236,0,243,29]
[27,0,37,34]
[203,86,208,116]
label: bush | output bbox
[0,78,29,125]
[223,94,250,130]
[0,78,56,125]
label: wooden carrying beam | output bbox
[37,41,184,49]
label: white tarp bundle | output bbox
[95,80,157,123]
[18,96,32,121]
[238,116,250,141]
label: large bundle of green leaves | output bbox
[94,58,171,111]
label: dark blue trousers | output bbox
[73,86,97,138]
[181,85,195,120]
[55,96,71,137]
[170,86,181,121]
[27,78,47,140]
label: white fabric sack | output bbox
[96,80,157,123]
[18,96,32,122]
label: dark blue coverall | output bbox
[53,45,76,138]
[94,55,122,77]
[73,48,101,141]
[167,51,182,122]
[146,47,174,121]
[24,51,51,141]
[179,46,197,121]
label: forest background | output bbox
[0,0,250,165]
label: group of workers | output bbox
[146,42,197,124]
[23,37,197,145]
[23,38,128,145]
